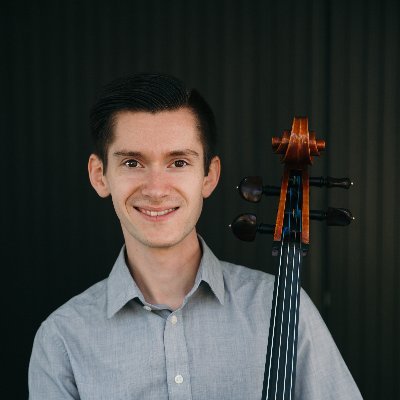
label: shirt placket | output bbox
[164,310,193,400]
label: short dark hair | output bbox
[90,73,217,174]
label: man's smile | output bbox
[135,206,179,220]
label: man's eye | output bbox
[172,160,188,168]
[124,159,139,168]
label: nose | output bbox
[140,170,171,200]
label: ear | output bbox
[88,154,110,198]
[202,156,221,198]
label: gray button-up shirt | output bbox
[29,238,362,399]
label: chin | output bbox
[137,229,196,250]
[142,238,176,249]
[130,232,177,248]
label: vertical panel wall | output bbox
[1,1,399,398]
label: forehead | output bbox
[110,108,202,152]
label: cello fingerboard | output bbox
[262,169,304,400]
[262,241,302,400]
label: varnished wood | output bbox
[263,117,326,399]
[271,116,325,246]
[273,167,290,242]
[302,168,310,245]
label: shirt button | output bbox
[143,305,152,311]
[170,315,178,325]
[175,374,184,384]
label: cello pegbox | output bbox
[271,117,325,247]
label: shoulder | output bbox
[220,259,274,284]
[217,259,320,315]
[30,278,108,362]
[43,279,108,330]
[219,259,275,298]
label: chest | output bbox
[67,299,270,400]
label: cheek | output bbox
[190,182,208,209]
[108,179,135,208]
[183,175,206,196]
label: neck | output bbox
[124,231,202,310]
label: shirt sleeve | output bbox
[295,290,363,399]
[28,319,80,400]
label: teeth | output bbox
[140,208,176,217]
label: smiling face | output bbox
[88,108,220,251]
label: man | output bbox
[29,73,362,399]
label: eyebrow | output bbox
[113,151,142,158]
[113,149,200,158]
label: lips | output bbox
[135,207,178,218]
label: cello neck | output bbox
[262,168,304,400]
[262,240,303,400]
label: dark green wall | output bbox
[2,0,399,398]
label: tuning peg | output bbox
[309,176,353,189]
[237,176,280,203]
[230,213,275,241]
[310,207,354,226]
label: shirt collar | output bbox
[196,236,225,305]
[106,236,225,318]
[106,247,143,318]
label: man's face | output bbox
[89,108,220,250]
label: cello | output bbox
[231,117,353,399]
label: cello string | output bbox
[287,175,302,398]
[282,179,298,398]
[284,175,301,399]
[266,176,301,400]
[265,230,286,398]
[274,240,290,400]
[289,244,301,398]
[275,181,295,399]
[283,241,296,398]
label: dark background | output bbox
[1,0,399,398]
